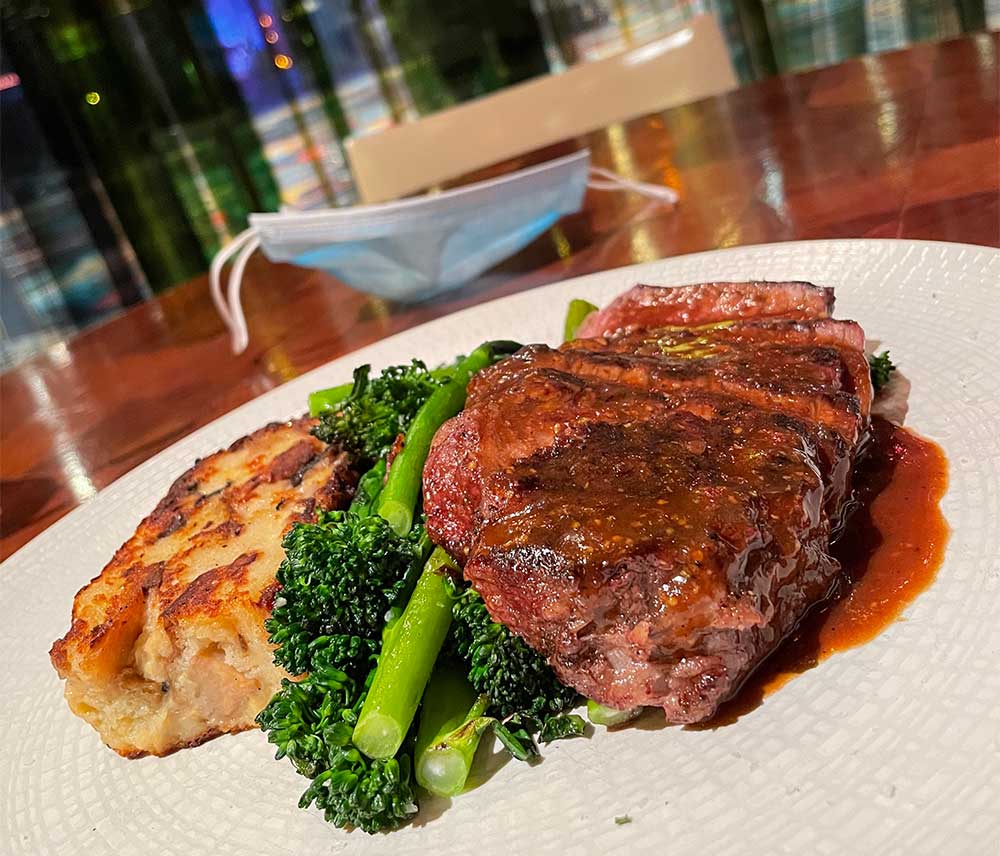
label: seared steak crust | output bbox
[423,283,871,723]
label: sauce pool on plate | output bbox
[702,416,949,725]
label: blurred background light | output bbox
[0,0,992,368]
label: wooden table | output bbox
[2,33,997,561]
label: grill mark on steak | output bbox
[471,342,863,444]
[424,282,871,723]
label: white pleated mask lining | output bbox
[210,164,677,354]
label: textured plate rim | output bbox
[4,238,999,856]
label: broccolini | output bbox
[260,341,521,833]
[266,510,425,679]
[256,665,417,833]
[869,351,896,391]
[312,360,444,462]
[447,581,581,755]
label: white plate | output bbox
[3,240,999,856]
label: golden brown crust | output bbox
[50,417,355,757]
[116,724,246,760]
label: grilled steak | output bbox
[575,281,835,337]
[50,418,355,757]
[423,282,872,723]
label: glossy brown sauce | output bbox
[698,416,949,726]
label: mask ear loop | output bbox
[587,165,679,204]
[225,233,261,354]
[209,227,257,331]
[209,165,672,354]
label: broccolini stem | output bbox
[376,343,495,536]
[384,529,434,627]
[586,699,642,727]
[563,299,599,342]
[353,548,458,759]
[307,381,354,417]
[414,667,491,797]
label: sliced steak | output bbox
[576,281,835,338]
[424,281,871,723]
[473,340,864,445]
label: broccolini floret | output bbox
[869,351,896,391]
[256,665,417,833]
[312,360,444,462]
[447,582,580,754]
[266,510,425,679]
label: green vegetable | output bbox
[256,666,417,833]
[348,459,387,518]
[539,713,586,743]
[869,351,896,391]
[449,583,579,723]
[586,699,643,727]
[313,360,445,462]
[266,507,425,679]
[307,381,354,417]
[377,342,518,536]
[414,667,492,796]
[564,298,599,341]
[615,815,632,825]
[491,718,537,762]
[445,581,580,760]
[260,339,525,831]
[353,548,459,759]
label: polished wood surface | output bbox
[2,34,998,561]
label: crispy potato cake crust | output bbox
[50,417,355,758]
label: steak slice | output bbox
[576,281,835,338]
[474,340,864,445]
[423,281,871,723]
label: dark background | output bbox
[0,0,991,367]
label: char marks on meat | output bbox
[423,281,872,723]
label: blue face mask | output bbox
[261,149,589,298]
[210,149,676,352]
